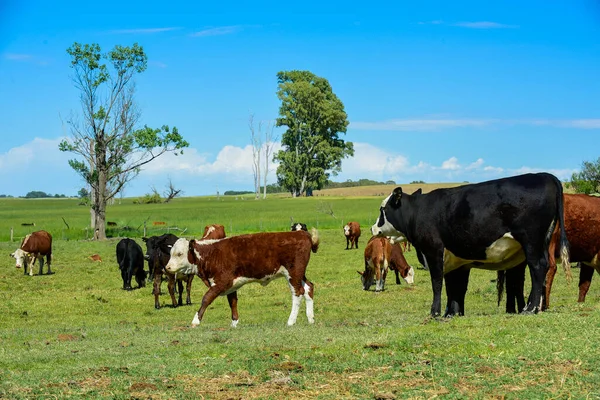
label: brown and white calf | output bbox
[201,224,226,240]
[359,236,415,291]
[165,229,320,327]
[344,221,361,250]
[10,230,53,276]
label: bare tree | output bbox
[263,121,278,199]
[59,42,188,239]
[249,113,262,199]
[163,179,182,203]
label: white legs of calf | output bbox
[287,294,302,326]
[303,282,315,324]
[191,312,200,327]
[231,319,239,328]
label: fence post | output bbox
[10,227,13,242]
[143,221,147,237]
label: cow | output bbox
[116,238,147,290]
[371,173,570,317]
[10,230,53,276]
[89,254,103,262]
[165,229,320,327]
[344,221,361,250]
[359,236,415,291]
[291,222,308,232]
[499,193,600,311]
[202,224,226,240]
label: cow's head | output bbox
[165,238,197,275]
[357,268,376,291]
[371,188,421,237]
[10,249,33,269]
[344,224,351,236]
[291,223,307,232]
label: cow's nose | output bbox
[371,225,381,236]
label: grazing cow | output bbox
[359,236,415,291]
[202,224,226,240]
[371,173,570,317]
[107,221,117,227]
[165,229,320,327]
[291,222,308,232]
[89,254,103,262]
[10,230,53,276]
[344,221,361,250]
[116,238,147,290]
[500,193,600,310]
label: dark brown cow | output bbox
[165,229,320,327]
[359,236,415,291]
[344,221,361,250]
[11,230,53,276]
[546,194,600,307]
[201,224,226,240]
[499,193,600,312]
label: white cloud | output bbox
[190,26,243,37]
[467,158,484,170]
[350,117,600,132]
[441,157,460,170]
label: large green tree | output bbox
[569,157,600,194]
[274,70,354,197]
[59,42,189,239]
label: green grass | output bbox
[0,196,599,399]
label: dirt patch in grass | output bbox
[57,334,78,341]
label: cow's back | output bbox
[21,230,52,255]
[557,194,600,261]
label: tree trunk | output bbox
[94,136,108,240]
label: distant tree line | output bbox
[323,179,396,189]
[24,191,68,199]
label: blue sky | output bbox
[1,0,599,197]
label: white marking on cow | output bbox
[405,266,415,284]
[293,223,304,231]
[585,254,600,268]
[202,226,216,239]
[224,266,287,295]
[344,225,350,235]
[442,232,525,274]
[371,195,404,237]
[287,293,302,326]
[303,281,314,324]
[165,238,198,275]
[191,312,200,327]
[231,319,239,328]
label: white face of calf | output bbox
[165,238,197,275]
[404,266,415,284]
[344,225,351,236]
[10,249,31,268]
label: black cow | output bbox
[116,238,147,290]
[291,222,308,232]
[371,173,570,317]
[142,233,193,309]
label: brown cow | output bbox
[10,230,53,276]
[89,254,103,262]
[165,229,320,327]
[546,193,600,307]
[201,224,226,240]
[344,221,361,250]
[359,236,415,291]
[499,193,600,311]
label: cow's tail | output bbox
[554,179,571,283]
[310,228,320,253]
[497,270,505,307]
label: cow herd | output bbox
[7,172,600,327]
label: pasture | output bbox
[1,193,599,399]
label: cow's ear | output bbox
[391,187,403,207]
[412,188,422,196]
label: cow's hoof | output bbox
[155,305,161,310]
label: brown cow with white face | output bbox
[10,230,53,276]
[165,229,319,327]
[344,221,361,250]
[359,236,415,291]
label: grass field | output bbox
[1,190,599,399]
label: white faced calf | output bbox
[165,229,320,327]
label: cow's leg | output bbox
[423,251,443,317]
[346,237,350,250]
[521,248,548,314]
[167,275,178,307]
[375,259,384,292]
[192,286,224,327]
[394,268,401,285]
[578,263,595,303]
[505,263,526,313]
[153,272,162,309]
[355,237,359,249]
[227,291,239,327]
[177,280,184,306]
[46,253,52,274]
[286,276,307,326]
[38,256,44,275]
[29,258,35,276]
[544,256,558,310]
[185,275,193,305]
[444,267,470,317]
[302,278,315,324]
